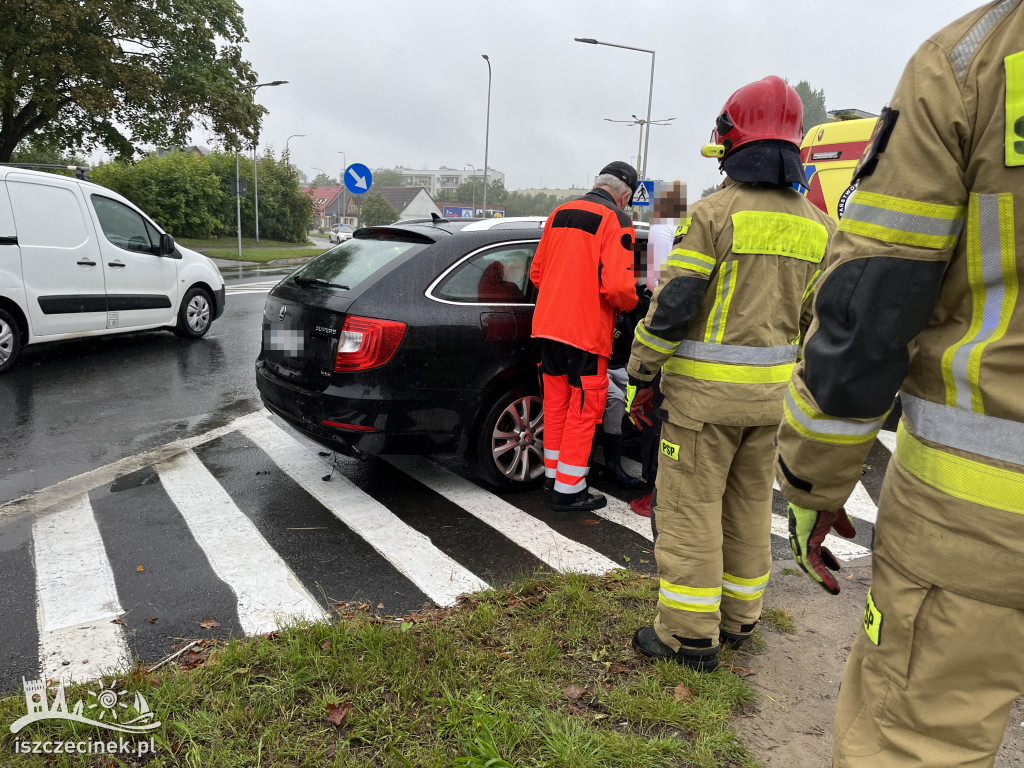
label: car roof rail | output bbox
[0,162,91,180]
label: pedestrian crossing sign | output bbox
[632,181,653,206]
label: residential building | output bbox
[375,166,506,197]
[302,185,442,227]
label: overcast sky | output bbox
[224,0,982,196]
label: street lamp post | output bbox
[481,55,491,218]
[238,80,287,253]
[574,38,656,209]
[284,133,306,174]
[604,115,675,177]
[464,163,477,214]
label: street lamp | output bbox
[284,133,305,173]
[236,80,287,254]
[464,163,477,214]
[604,115,675,176]
[574,38,656,208]
[481,55,491,218]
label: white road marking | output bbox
[844,482,878,524]
[240,419,489,606]
[876,429,898,454]
[225,279,281,295]
[1,411,269,521]
[388,455,622,575]
[33,495,131,681]
[590,495,654,542]
[155,449,324,634]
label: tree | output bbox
[700,184,720,199]
[792,80,828,133]
[360,193,399,227]
[310,172,337,188]
[0,0,263,163]
[374,168,403,187]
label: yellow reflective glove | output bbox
[787,503,856,595]
[625,379,654,430]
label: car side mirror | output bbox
[159,232,175,256]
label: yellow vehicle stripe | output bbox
[840,190,964,250]
[664,356,794,384]
[731,211,828,263]
[897,422,1024,515]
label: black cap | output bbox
[599,161,638,192]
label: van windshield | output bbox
[290,237,424,291]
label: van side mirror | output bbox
[159,233,175,256]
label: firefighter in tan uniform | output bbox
[776,2,1024,764]
[626,76,836,671]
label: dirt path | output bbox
[734,557,1024,767]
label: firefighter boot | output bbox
[632,627,720,672]
[602,434,642,488]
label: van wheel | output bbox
[174,287,213,339]
[472,387,545,490]
[0,308,22,374]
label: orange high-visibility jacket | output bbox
[530,189,638,357]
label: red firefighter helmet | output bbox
[712,76,804,156]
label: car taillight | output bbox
[334,315,407,372]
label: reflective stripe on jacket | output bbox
[627,179,835,426]
[776,0,1024,607]
[530,188,638,357]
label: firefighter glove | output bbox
[787,503,856,595]
[625,378,654,430]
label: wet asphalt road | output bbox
[0,264,295,507]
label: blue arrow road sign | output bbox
[344,163,373,195]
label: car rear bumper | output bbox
[255,361,473,457]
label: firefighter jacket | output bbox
[626,178,835,427]
[530,188,639,357]
[775,0,1024,609]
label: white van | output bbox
[0,166,226,374]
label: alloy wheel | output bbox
[490,394,544,483]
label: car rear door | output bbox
[5,173,108,336]
[87,194,178,329]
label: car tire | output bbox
[0,307,23,374]
[173,286,214,339]
[472,387,545,490]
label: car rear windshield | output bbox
[291,237,424,290]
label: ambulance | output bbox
[799,109,878,221]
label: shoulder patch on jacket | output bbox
[672,217,692,245]
[550,208,602,235]
[851,107,899,183]
[1005,50,1024,166]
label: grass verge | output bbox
[201,246,328,263]
[0,571,760,767]
[176,237,311,249]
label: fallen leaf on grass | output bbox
[149,675,162,688]
[563,684,588,701]
[199,617,221,629]
[178,650,205,670]
[730,666,757,677]
[326,702,351,727]
[673,683,693,703]
[607,662,629,674]
[567,701,588,716]
[377,603,385,610]
[321,640,332,650]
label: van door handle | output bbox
[107,261,126,268]
[77,259,97,266]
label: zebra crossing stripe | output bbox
[387,456,622,575]
[33,495,130,681]
[875,430,897,454]
[772,478,878,525]
[590,496,654,542]
[154,450,324,634]
[239,419,489,606]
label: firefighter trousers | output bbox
[652,419,775,651]
[834,550,1024,767]
[539,340,608,495]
